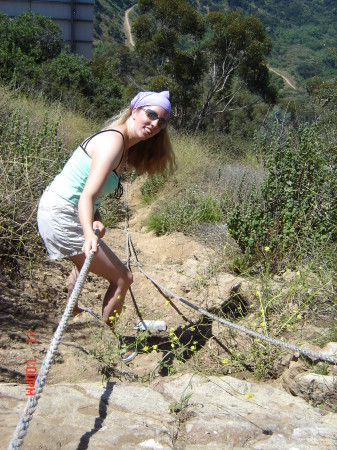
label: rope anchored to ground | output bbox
[126,230,337,366]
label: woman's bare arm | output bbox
[78,131,125,255]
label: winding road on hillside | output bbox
[124,6,135,48]
[268,66,296,89]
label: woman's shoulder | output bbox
[100,126,126,147]
[97,125,125,140]
[86,126,126,156]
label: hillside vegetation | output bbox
[1,80,336,396]
[94,0,336,90]
[226,0,336,83]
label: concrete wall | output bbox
[0,0,94,59]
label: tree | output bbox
[191,11,274,132]
[11,11,63,63]
[0,13,17,81]
[133,0,206,127]
[133,3,275,131]
[40,52,95,109]
[93,43,134,83]
[0,11,63,83]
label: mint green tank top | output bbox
[49,130,124,210]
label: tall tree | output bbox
[191,11,274,132]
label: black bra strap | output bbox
[80,129,125,171]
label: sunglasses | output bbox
[141,108,168,129]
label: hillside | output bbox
[224,0,337,82]
[94,0,336,88]
[93,0,136,44]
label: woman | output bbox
[37,90,175,328]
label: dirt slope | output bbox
[0,178,240,387]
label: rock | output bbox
[301,343,331,363]
[322,342,337,357]
[281,360,307,396]
[2,373,336,449]
[295,373,337,407]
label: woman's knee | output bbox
[107,268,133,291]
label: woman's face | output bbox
[132,106,169,139]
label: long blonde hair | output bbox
[104,107,176,177]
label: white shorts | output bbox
[37,187,85,260]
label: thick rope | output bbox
[8,236,97,450]
[126,233,337,365]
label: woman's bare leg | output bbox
[69,240,133,329]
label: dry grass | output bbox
[0,84,97,275]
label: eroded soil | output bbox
[0,179,336,406]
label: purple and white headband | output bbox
[131,91,171,116]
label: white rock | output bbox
[2,374,336,450]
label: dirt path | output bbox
[0,179,334,388]
[269,66,296,89]
[124,6,135,48]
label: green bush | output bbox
[227,123,337,270]
[0,12,124,120]
[0,11,63,84]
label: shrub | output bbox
[0,106,67,274]
[227,123,337,270]
[0,11,63,84]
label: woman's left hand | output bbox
[93,220,105,238]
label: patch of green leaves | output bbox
[140,174,166,204]
[227,123,337,271]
